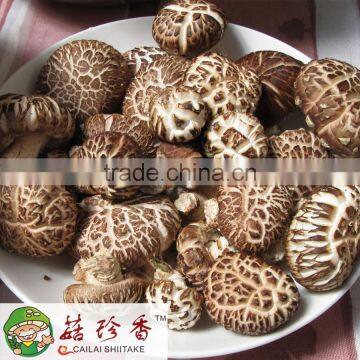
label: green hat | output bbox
[3,307,50,335]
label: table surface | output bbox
[0,0,360,359]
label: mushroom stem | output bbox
[2,134,48,158]
[73,253,124,286]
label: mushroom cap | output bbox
[176,222,213,289]
[203,78,261,118]
[149,86,209,143]
[269,128,329,158]
[217,186,293,253]
[74,196,181,269]
[146,267,203,330]
[0,186,78,257]
[64,276,148,303]
[83,113,158,157]
[156,141,202,159]
[204,252,299,335]
[237,51,303,118]
[288,185,321,205]
[123,46,167,76]
[36,40,131,124]
[269,129,329,204]
[183,52,260,98]
[286,186,360,291]
[152,0,226,57]
[294,59,360,157]
[71,132,141,199]
[0,94,75,157]
[123,55,190,126]
[203,112,269,158]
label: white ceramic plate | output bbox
[1,16,359,359]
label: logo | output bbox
[3,307,54,357]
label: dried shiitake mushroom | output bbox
[270,128,330,196]
[203,112,269,158]
[36,40,131,124]
[237,51,303,118]
[203,78,261,118]
[74,196,181,269]
[156,142,202,159]
[217,186,293,253]
[286,186,360,291]
[183,52,260,99]
[150,86,209,143]
[176,222,213,289]
[64,279,147,303]
[146,259,203,330]
[295,59,360,157]
[123,55,190,127]
[64,253,148,303]
[269,128,330,202]
[152,0,226,57]
[83,113,158,157]
[123,46,167,76]
[73,252,124,285]
[0,186,77,256]
[0,94,75,158]
[71,132,141,199]
[141,143,203,196]
[269,128,329,159]
[177,222,235,289]
[204,252,300,335]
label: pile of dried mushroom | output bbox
[0,0,360,336]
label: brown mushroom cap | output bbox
[183,52,260,99]
[74,196,181,269]
[203,78,261,118]
[83,113,158,157]
[269,128,330,203]
[36,40,131,124]
[176,222,213,289]
[64,277,148,303]
[203,112,269,158]
[123,46,167,76]
[294,58,360,157]
[0,94,75,158]
[157,142,202,159]
[146,260,204,330]
[269,128,329,159]
[0,186,78,256]
[217,186,293,253]
[204,252,300,335]
[71,132,141,199]
[149,85,209,143]
[237,51,303,119]
[286,186,360,291]
[123,55,190,126]
[152,0,226,57]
